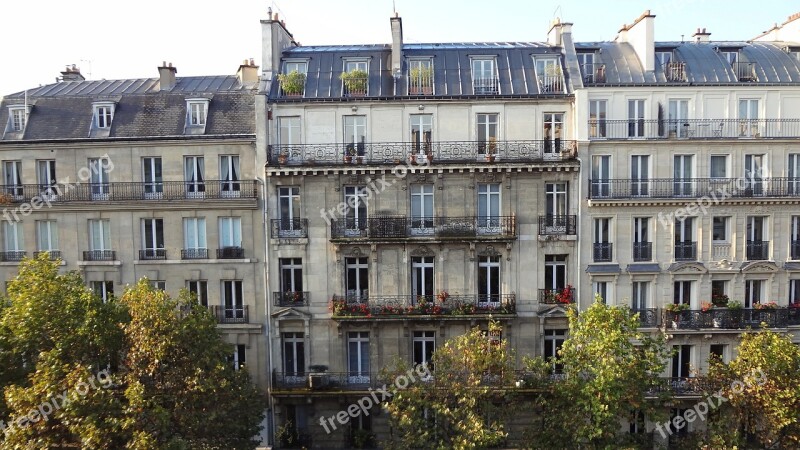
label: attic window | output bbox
[186,99,209,126]
[93,103,115,129]
[656,51,673,66]
[284,60,307,75]
[8,107,26,132]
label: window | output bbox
[656,51,673,66]
[674,281,692,306]
[410,114,432,155]
[476,113,498,155]
[186,280,208,307]
[712,280,727,298]
[89,219,111,252]
[280,258,303,295]
[593,281,608,303]
[37,160,57,197]
[343,116,366,156]
[93,104,114,129]
[672,345,692,378]
[632,281,648,310]
[536,58,562,93]
[739,99,759,137]
[186,100,208,126]
[710,155,728,178]
[591,156,610,197]
[709,344,726,363]
[411,256,434,302]
[543,113,564,155]
[545,183,569,223]
[343,60,368,96]
[746,216,768,260]
[89,157,111,199]
[631,155,649,196]
[8,107,26,132]
[92,281,114,303]
[593,218,612,262]
[589,100,607,138]
[3,221,23,254]
[712,217,729,242]
[348,331,370,383]
[723,51,738,65]
[343,186,368,233]
[790,154,800,194]
[544,329,566,374]
[544,255,567,290]
[184,156,205,195]
[142,157,163,197]
[627,100,645,137]
[345,257,368,302]
[278,187,302,235]
[578,53,597,82]
[790,279,800,305]
[220,155,240,195]
[408,58,433,94]
[668,99,689,137]
[141,218,165,259]
[673,154,694,196]
[36,220,58,252]
[231,344,246,371]
[478,255,501,304]
[283,332,305,377]
[413,331,435,372]
[345,60,368,73]
[219,217,242,250]
[477,183,501,229]
[222,280,244,319]
[278,117,301,153]
[629,410,645,435]
[3,160,22,199]
[744,154,765,195]
[410,184,434,233]
[792,216,800,260]
[745,280,764,308]
[675,218,695,260]
[150,280,166,291]
[284,61,307,74]
[183,218,207,258]
[472,58,496,94]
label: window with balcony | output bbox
[87,219,112,261]
[279,258,303,304]
[745,279,764,308]
[633,217,651,261]
[93,103,114,129]
[410,184,434,234]
[36,220,58,257]
[343,116,366,157]
[672,345,692,378]
[789,154,800,195]
[342,60,368,96]
[222,280,244,320]
[710,155,728,179]
[593,218,612,262]
[220,155,240,196]
[673,155,694,197]
[231,344,246,371]
[472,58,497,94]
[544,329,566,374]
[656,51,673,67]
[141,218,165,260]
[591,156,610,197]
[142,157,163,198]
[37,160,57,199]
[408,58,433,95]
[410,114,432,156]
[589,100,607,138]
[345,257,368,303]
[629,410,646,435]
[627,100,645,137]
[739,99,760,137]
[348,331,370,383]
[476,113,498,156]
[413,331,435,372]
[632,281,649,310]
[668,99,690,137]
[578,53,603,84]
[89,157,111,200]
[744,154,765,195]
[2,221,24,261]
[542,182,572,235]
[411,256,434,303]
[283,332,305,378]
[790,279,800,305]
[182,218,207,259]
[712,280,727,306]
[285,61,307,75]
[219,217,242,258]
[593,281,609,303]
[536,58,563,93]
[674,218,695,261]
[543,113,564,156]
[3,160,22,200]
[277,117,301,164]
[478,255,501,305]
[712,217,730,259]
[544,255,567,291]
[186,280,208,307]
[631,155,650,196]
[673,281,692,307]
[709,344,727,363]
[186,100,208,127]
[7,107,26,132]
[477,183,501,231]
[92,281,113,303]
[792,216,800,260]
[278,186,303,237]
[343,186,368,234]
[184,156,205,196]
[746,216,768,261]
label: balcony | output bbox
[473,77,499,95]
[593,243,613,262]
[273,291,310,307]
[663,62,687,82]
[269,140,577,167]
[270,219,309,239]
[792,240,800,260]
[633,242,652,261]
[210,305,249,324]
[732,62,757,82]
[538,72,564,93]
[408,69,433,95]
[0,251,26,262]
[537,215,578,235]
[341,72,368,97]
[587,118,800,140]
[33,250,61,260]
[274,372,382,390]
[181,248,208,260]
[746,240,769,261]
[580,63,606,85]
[674,242,697,261]
[664,307,800,330]
[330,294,516,318]
[0,180,257,204]
[632,308,659,327]
[538,288,576,305]
[217,247,245,259]
[648,377,714,396]
[139,249,166,260]
[82,250,116,261]
[587,177,800,200]
[330,216,516,241]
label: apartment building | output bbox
[0,62,269,391]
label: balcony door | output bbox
[184,156,205,197]
[283,332,305,382]
[675,218,694,260]
[673,281,692,307]
[343,186,368,235]
[478,255,501,305]
[744,280,763,309]
[89,157,111,200]
[142,219,164,258]
[410,184,434,235]
[632,281,648,310]
[668,99,689,138]
[410,115,432,156]
[591,155,610,197]
[220,155,240,197]
[545,183,568,233]
[348,332,370,384]
[279,258,303,302]
[789,154,800,194]
[673,155,694,197]
[738,99,759,137]
[633,217,651,261]
[543,113,564,156]
[630,155,650,196]
[476,113,498,156]
[627,100,645,138]
[746,216,767,260]
[3,161,22,199]
[222,280,244,319]
[37,160,57,198]
[544,255,567,291]
[593,218,611,262]
[142,157,163,198]
[344,116,366,156]
[345,257,369,302]
[477,183,501,231]
[278,187,302,235]
[411,256,434,303]
[744,154,764,195]
[672,345,692,378]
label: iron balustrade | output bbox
[273,291,310,307]
[273,372,388,390]
[648,377,713,395]
[664,308,800,329]
[538,73,564,93]
[663,62,687,82]
[633,242,652,261]
[139,249,167,260]
[473,77,499,94]
[674,242,697,261]
[587,177,800,200]
[330,294,516,317]
[732,62,757,82]
[538,288,576,305]
[82,250,116,261]
[587,118,800,140]
[0,251,26,262]
[0,180,257,204]
[330,216,516,240]
[181,248,208,260]
[593,243,613,262]
[33,251,61,260]
[632,308,659,327]
[746,241,770,261]
[217,247,245,259]
[268,140,577,166]
[408,72,434,95]
[210,305,249,324]
[270,218,309,238]
[537,215,578,235]
[580,63,606,84]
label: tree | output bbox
[382,321,516,450]
[701,328,800,449]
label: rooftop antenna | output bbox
[393,0,396,15]
[553,5,562,20]
[80,59,92,79]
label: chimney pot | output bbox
[249,58,255,66]
[273,12,278,21]
[158,62,177,91]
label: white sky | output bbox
[0,0,797,95]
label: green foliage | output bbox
[340,69,368,93]
[277,70,306,94]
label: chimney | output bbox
[60,64,85,82]
[237,58,260,84]
[547,18,563,46]
[261,9,298,80]
[693,27,711,43]
[390,14,404,76]
[158,61,177,91]
[625,10,656,71]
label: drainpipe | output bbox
[576,153,583,310]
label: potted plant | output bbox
[344,146,355,164]
[277,151,289,165]
[555,285,574,304]
[408,153,418,165]
[754,301,778,310]
[437,290,450,303]
[485,137,497,162]
[409,66,433,94]
[0,192,14,205]
[340,69,368,96]
[711,292,729,307]
[277,70,306,97]
[665,303,690,329]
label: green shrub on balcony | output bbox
[340,69,368,93]
[277,70,306,95]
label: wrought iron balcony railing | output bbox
[217,247,245,259]
[408,72,434,95]
[746,240,770,261]
[632,308,659,327]
[82,250,116,261]
[674,242,697,261]
[647,377,714,395]
[587,118,800,140]
[139,249,167,260]
[273,291,310,307]
[580,63,606,84]
[330,293,516,317]
[270,219,309,239]
[732,62,757,82]
[181,248,208,260]
[268,140,577,166]
[537,215,578,235]
[633,242,652,261]
[330,216,516,240]
[663,307,800,329]
[273,371,386,390]
[538,288,576,305]
[33,250,61,260]
[0,251,26,262]
[210,305,249,324]
[0,180,257,204]
[473,77,499,94]
[593,242,613,262]
[538,73,564,93]
[588,177,800,200]
[663,62,687,82]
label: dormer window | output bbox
[471,58,498,94]
[656,51,673,66]
[408,58,433,95]
[187,100,208,126]
[535,57,564,93]
[8,107,26,132]
[341,60,369,97]
[279,60,308,97]
[93,103,114,129]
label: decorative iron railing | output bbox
[271,219,309,239]
[663,307,800,329]
[580,63,606,84]
[217,247,245,259]
[587,118,800,140]
[538,288,576,305]
[82,250,116,261]
[273,291,310,307]
[330,216,516,240]
[537,215,578,235]
[588,177,800,200]
[632,308,659,327]
[210,305,249,324]
[181,248,208,260]
[139,249,167,260]
[593,243,613,262]
[674,242,697,261]
[633,242,652,261]
[33,251,61,260]
[330,293,516,317]
[746,241,769,261]
[0,251,26,262]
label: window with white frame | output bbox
[183,218,207,258]
[744,279,764,308]
[89,157,111,199]
[472,58,497,94]
[672,345,692,378]
[8,107,26,132]
[476,113,498,155]
[343,116,366,155]
[278,116,301,149]
[410,184,434,232]
[408,58,433,94]
[710,155,728,179]
[413,331,435,372]
[477,183,501,228]
[184,156,205,194]
[222,280,244,318]
[628,100,645,137]
[3,160,22,198]
[279,258,303,296]
[3,221,23,254]
[92,281,114,303]
[141,218,164,258]
[89,219,111,251]
[150,280,166,291]
[544,255,567,290]
[278,187,302,233]
[709,344,727,364]
[632,281,648,310]
[219,217,242,249]
[790,279,800,305]
[790,154,800,194]
[219,155,240,194]
[186,280,208,307]
[712,217,729,242]
[142,157,163,197]
[633,217,651,261]
[792,216,800,260]
[186,100,208,126]
[544,329,566,374]
[630,155,649,196]
[411,256,434,302]
[348,331,370,383]
[37,160,57,197]
[345,257,368,302]
[284,61,307,75]
[283,332,305,376]
[593,281,608,303]
[343,186,368,231]
[668,99,690,137]
[536,58,562,93]
[656,51,673,66]
[673,154,694,196]
[36,220,58,252]
[589,100,607,138]
[543,113,564,154]
[478,255,501,304]
[591,156,610,197]
[410,114,432,155]
[593,218,611,262]
[739,99,760,137]
[673,281,692,306]
[93,103,114,129]
[744,154,765,194]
